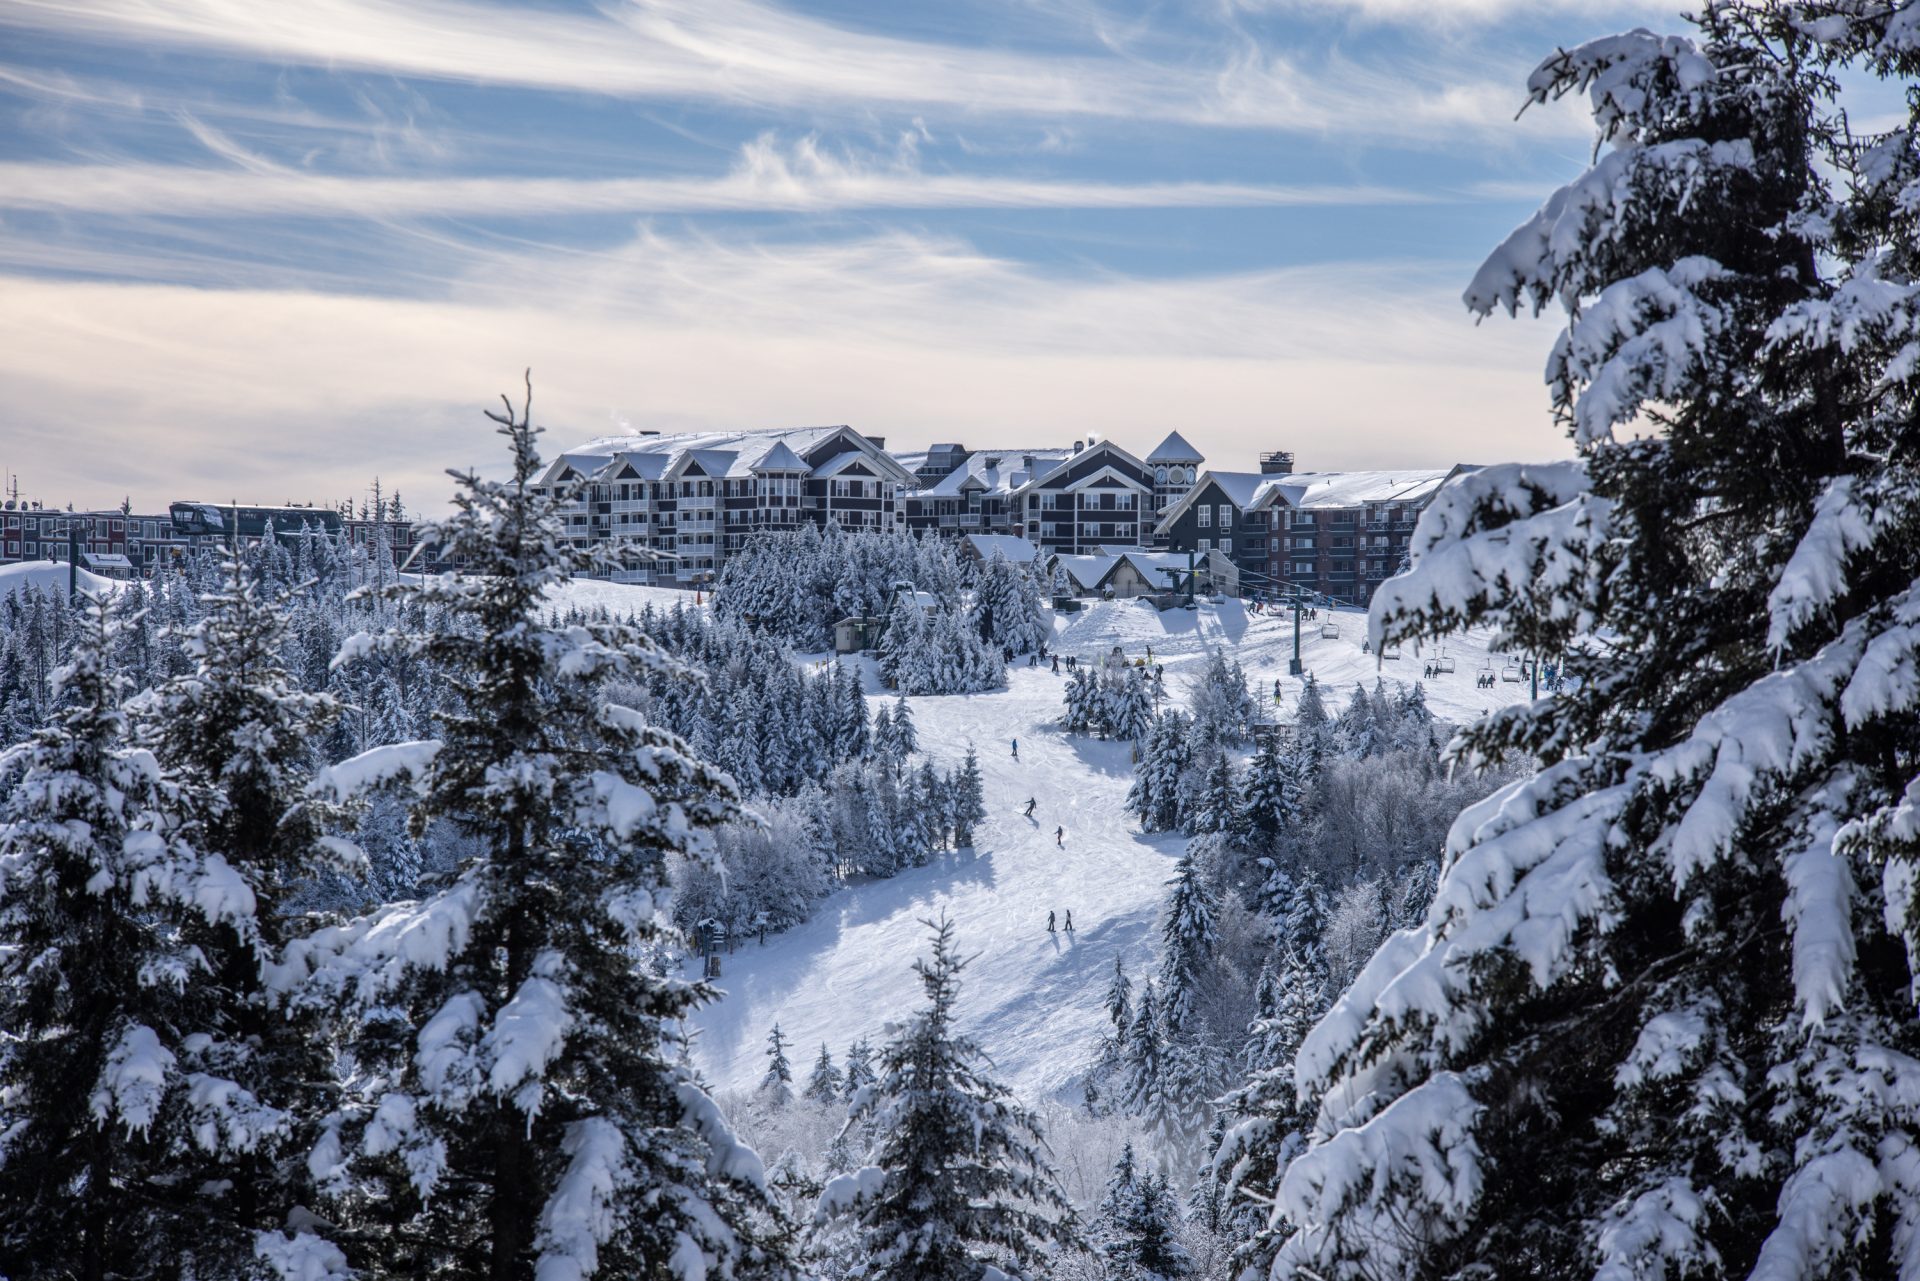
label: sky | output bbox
[0,0,1690,513]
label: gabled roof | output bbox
[750,441,808,472]
[550,425,914,486]
[1146,431,1203,463]
[1150,470,1282,535]
[918,447,1076,499]
[1049,554,1117,592]
[1015,439,1150,496]
[1062,464,1152,494]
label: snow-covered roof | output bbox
[750,441,809,472]
[1254,467,1463,511]
[544,425,913,487]
[1049,554,1116,592]
[1105,550,1194,590]
[919,448,1075,499]
[1015,439,1150,494]
[962,534,1040,564]
[1146,431,1203,463]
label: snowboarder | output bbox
[1055,826,1064,847]
[1011,738,1019,759]
[1063,910,1074,932]
[1047,910,1056,933]
[1051,655,1060,674]
[1023,798,1037,819]
[1273,677,1283,702]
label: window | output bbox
[1293,561,1315,575]
[1196,538,1210,553]
[1197,505,1211,528]
[1218,505,1232,529]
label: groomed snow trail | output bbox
[689,598,1531,1103]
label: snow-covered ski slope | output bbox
[690,596,1533,1102]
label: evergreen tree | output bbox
[817,918,1077,1279]
[842,1040,876,1105]
[1158,847,1219,1035]
[1104,1173,1193,1281]
[138,556,351,1256]
[1127,711,1190,833]
[888,695,917,758]
[1236,734,1298,850]
[804,1043,845,1106]
[948,747,986,848]
[293,381,793,1279]
[1121,981,1180,1151]
[0,600,339,1277]
[1277,9,1920,1278]
[762,1024,795,1107]
[1185,750,1237,837]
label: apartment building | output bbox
[532,425,918,587]
[1154,464,1466,605]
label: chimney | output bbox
[1259,450,1295,475]
[1072,440,1084,453]
[869,436,886,450]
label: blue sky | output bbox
[0,0,1686,511]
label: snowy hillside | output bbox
[0,561,122,600]
[691,598,1533,1102]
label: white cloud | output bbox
[0,133,1436,218]
[0,0,1584,140]
[0,226,1568,510]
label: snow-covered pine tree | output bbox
[1185,751,1237,837]
[1110,667,1156,750]
[816,917,1078,1280]
[1209,944,1327,1273]
[888,695,917,758]
[1276,8,1920,1278]
[289,380,793,1279]
[842,1040,876,1104]
[137,555,354,1259]
[1158,846,1219,1035]
[1236,735,1298,852]
[0,599,342,1278]
[1127,711,1190,833]
[1104,1172,1194,1281]
[1290,675,1329,775]
[805,1043,845,1107]
[1121,980,1182,1152]
[949,747,986,848]
[1062,665,1100,736]
[762,1024,796,1108]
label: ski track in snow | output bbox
[688,595,1532,1103]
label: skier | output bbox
[1051,655,1060,674]
[1273,677,1283,702]
[1011,738,1019,759]
[1063,909,1074,932]
[1055,826,1064,847]
[1047,910,1056,933]
[1023,797,1037,819]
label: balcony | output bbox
[1363,520,1389,532]
[677,516,716,534]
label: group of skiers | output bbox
[1045,909,1074,933]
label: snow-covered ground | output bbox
[545,579,705,618]
[0,561,123,600]
[690,598,1534,1103]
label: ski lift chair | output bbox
[1435,656,1457,673]
[1320,622,1340,639]
[1500,663,1523,682]
[1381,644,1402,660]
